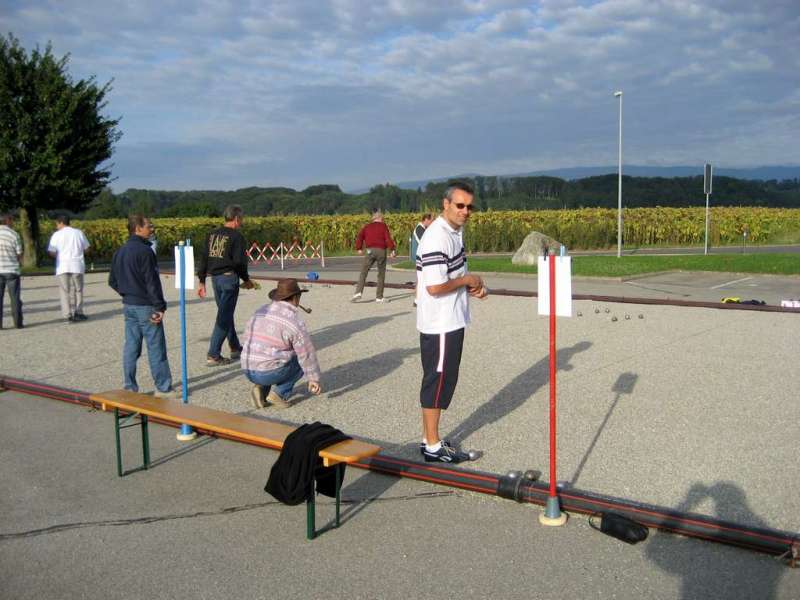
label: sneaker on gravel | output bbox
[266,389,291,408]
[153,389,178,400]
[250,384,266,408]
[422,441,469,463]
[351,292,362,301]
[375,297,385,303]
[229,348,242,360]
[206,355,233,367]
[419,439,452,455]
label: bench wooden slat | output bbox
[90,389,380,465]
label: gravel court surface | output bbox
[2,272,799,535]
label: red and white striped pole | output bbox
[540,250,567,526]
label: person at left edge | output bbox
[196,204,254,366]
[108,215,175,398]
[0,212,24,329]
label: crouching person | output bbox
[240,278,322,408]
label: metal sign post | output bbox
[175,240,196,442]
[704,163,713,255]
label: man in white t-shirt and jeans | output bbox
[48,215,91,323]
[416,181,488,463]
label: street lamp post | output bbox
[614,90,623,258]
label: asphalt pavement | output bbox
[1,390,797,600]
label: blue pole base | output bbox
[539,495,568,527]
[176,423,197,442]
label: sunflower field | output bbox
[33,207,800,259]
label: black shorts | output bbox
[419,328,464,410]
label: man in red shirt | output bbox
[352,210,396,303]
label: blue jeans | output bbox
[123,304,173,393]
[244,356,304,399]
[0,273,23,328]
[208,273,241,359]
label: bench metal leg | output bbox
[141,414,150,469]
[306,463,344,540]
[335,463,342,527]
[114,408,151,477]
[306,479,316,540]
[114,408,123,477]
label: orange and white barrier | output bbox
[246,241,325,270]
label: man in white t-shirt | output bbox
[416,181,488,463]
[48,215,91,323]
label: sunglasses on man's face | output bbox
[450,202,475,212]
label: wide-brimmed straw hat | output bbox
[268,278,308,301]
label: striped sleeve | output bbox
[292,319,321,382]
[419,248,449,286]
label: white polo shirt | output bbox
[47,226,90,275]
[415,216,470,334]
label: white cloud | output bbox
[1,0,798,191]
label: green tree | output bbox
[0,34,121,266]
[83,187,124,218]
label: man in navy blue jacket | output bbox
[109,215,175,398]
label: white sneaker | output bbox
[375,297,385,303]
[351,292,362,301]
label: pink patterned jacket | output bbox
[240,301,321,382]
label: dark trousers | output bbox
[355,248,388,299]
[0,273,23,329]
[208,273,242,358]
[419,328,465,410]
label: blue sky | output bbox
[3,0,799,192]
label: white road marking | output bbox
[710,276,753,290]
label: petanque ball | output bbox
[611,316,618,322]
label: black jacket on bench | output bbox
[265,422,351,505]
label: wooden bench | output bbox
[89,389,381,539]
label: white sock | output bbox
[425,441,442,453]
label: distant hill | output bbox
[82,167,800,219]
[376,165,800,193]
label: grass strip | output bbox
[395,254,800,277]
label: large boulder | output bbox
[511,231,563,265]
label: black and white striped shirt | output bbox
[415,216,470,334]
